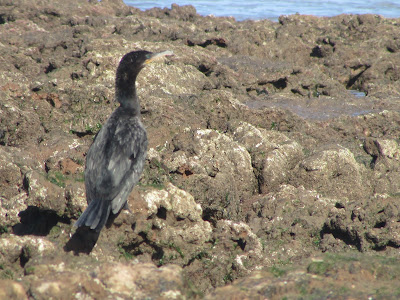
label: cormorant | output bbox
[74,50,173,232]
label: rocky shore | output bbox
[1,0,400,298]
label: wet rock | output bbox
[146,4,199,21]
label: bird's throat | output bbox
[116,78,141,115]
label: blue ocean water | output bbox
[124,0,400,21]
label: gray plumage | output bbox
[75,50,172,232]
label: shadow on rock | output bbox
[13,206,69,236]
[64,211,123,255]
[64,227,100,255]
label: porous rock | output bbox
[161,128,257,221]
[23,170,66,215]
[233,121,304,193]
[2,0,400,298]
[122,183,212,266]
[291,145,370,200]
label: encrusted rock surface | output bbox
[1,0,400,298]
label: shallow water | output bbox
[245,92,381,121]
[122,1,398,120]
[124,0,400,21]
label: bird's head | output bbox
[115,49,174,110]
[117,50,174,80]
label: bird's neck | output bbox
[115,75,141,116]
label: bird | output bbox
[74,50,173,232]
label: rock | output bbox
[0,235,55,281]
[64,183,86,218]
[0,193,28,229]
[23,170,66,215]
[0,147,22,200]
[28,270,106,300]
[233,121,304,193]
[364,138,400,194]
[0,280,27,300]
[205,253,400,299]
[119,183,212,266]
[374,138,400,159]
[322,194,400,252]
[181,219,265,294]
[245,184,336,264]
[96,263,185,299]
[159,128,257,222]
[24,261,185,300]
[213,220,264,273]
[1,0,400,298]
[291,145,370,200]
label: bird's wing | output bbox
[85,117,148,212]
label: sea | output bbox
[124,0,400,21]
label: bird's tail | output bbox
[74,199,111,232]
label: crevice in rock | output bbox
[156,206,167,220]
[64,227,100,255]
[19,246,31,268]
[187,37,227,48]
[321,223,362,251]
[369,155,378,169]
[202,207,222,227]
[310,45,324,58]
[184,247,212,268]
[374,221,386,228]
[346,65,371,89]
[119,232,167,265]
[198,64,213,76]
[334,202,345,209]
[372,241,400,251]
[44,62,57,74]
[258,77,287,90]
[69,129,98,138]
[170,164,194,177]
[118,236,145,258]
[233,238,246,251]
[142,232,165,265]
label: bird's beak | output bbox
[145,50,174,64]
